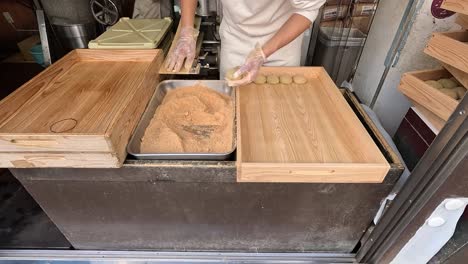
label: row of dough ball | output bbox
[254,74,307,85]
[425,77,466,100]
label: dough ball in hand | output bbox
[254,74,267,84]
[293,74,307,84]
[425,80,443,89]
[267,75,280,84]
[225,66,242,81]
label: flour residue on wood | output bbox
[140,85,234,153]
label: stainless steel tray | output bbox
[127,80,236,160]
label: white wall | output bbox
[353,0,458,136]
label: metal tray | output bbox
[127,80,236,160]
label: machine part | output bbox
[90,0,120,26]
[53,22,96,50]
[127,80,236,160]
[390,198,467,263]
[36,9,52,66]
[40,0,95,24]
[197,0,211,17]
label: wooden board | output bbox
[398,69,459,121]
[236,67,390,183]
[456,13,468,29]
[442,62,468,88]
[441,0,468,15]
[424,31,468,73]
[159,17,202,75]
[0,49,163,168]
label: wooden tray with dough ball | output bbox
[236,67,390,183]
[398,68,462,121]
[424,31,468,73]
[0,49,163,168]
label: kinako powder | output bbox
[140,85,234,153]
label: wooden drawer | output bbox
[399,69,460,121]
[424,31,468,73]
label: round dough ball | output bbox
[254,74,267,84]
[425,80,443,89]
[267,75,280,84]
[450,77,461,86]
[438,78,458,89]
[225,66,241,81]
[293,74,307,84]
[454,86,466,99]
[440,88,458,99]
[279,74,293,84]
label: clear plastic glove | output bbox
[165,27,199,72]
[226,43,266,86]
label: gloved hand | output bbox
[226,43,266,86]
[165,27,199,72]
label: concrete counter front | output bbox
[9,90,404,252]
[11,159,401,252]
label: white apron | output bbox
[218,0,324,78]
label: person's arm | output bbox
[180,0,197,28]
[227,0,326,86]
[262,14,312,58]
[165,0,199,72]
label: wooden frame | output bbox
[0,49,163,168]
[441,0,468,15]
[399,69,459,121]
[236,67,389,183]
[455,13,468,29]
[424,31,468,74]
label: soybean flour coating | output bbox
[140,85,234,153]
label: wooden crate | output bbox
[441,0,468,15]
[456,13,468,29]
[424,31,468,73]
[399,69,459,121]
[236,67,390,183]
[0,49,163,168]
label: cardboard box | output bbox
[320,19,345,28]
[322,5,349,21]
[352,3,377,17]
[347,16,372,34]
[17,35,41,62]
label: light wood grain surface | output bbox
[456,13,468,29]
[442,0,468,15]
[424,31,468,74]
[159,17,202,75]
[0,49,163,168]
[236,67,389,183]
[399,69,459,121]
[442,62,468,88]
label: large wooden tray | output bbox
[0,49,163,168]
[236,67,390,183]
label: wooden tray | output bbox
[424,31,468,73]
[456,14,468,29]
[441,0,468,15]
[0,49,163,168]
[399,69,459,121]
[236,67,390,183]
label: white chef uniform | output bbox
[219,0,325,77]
